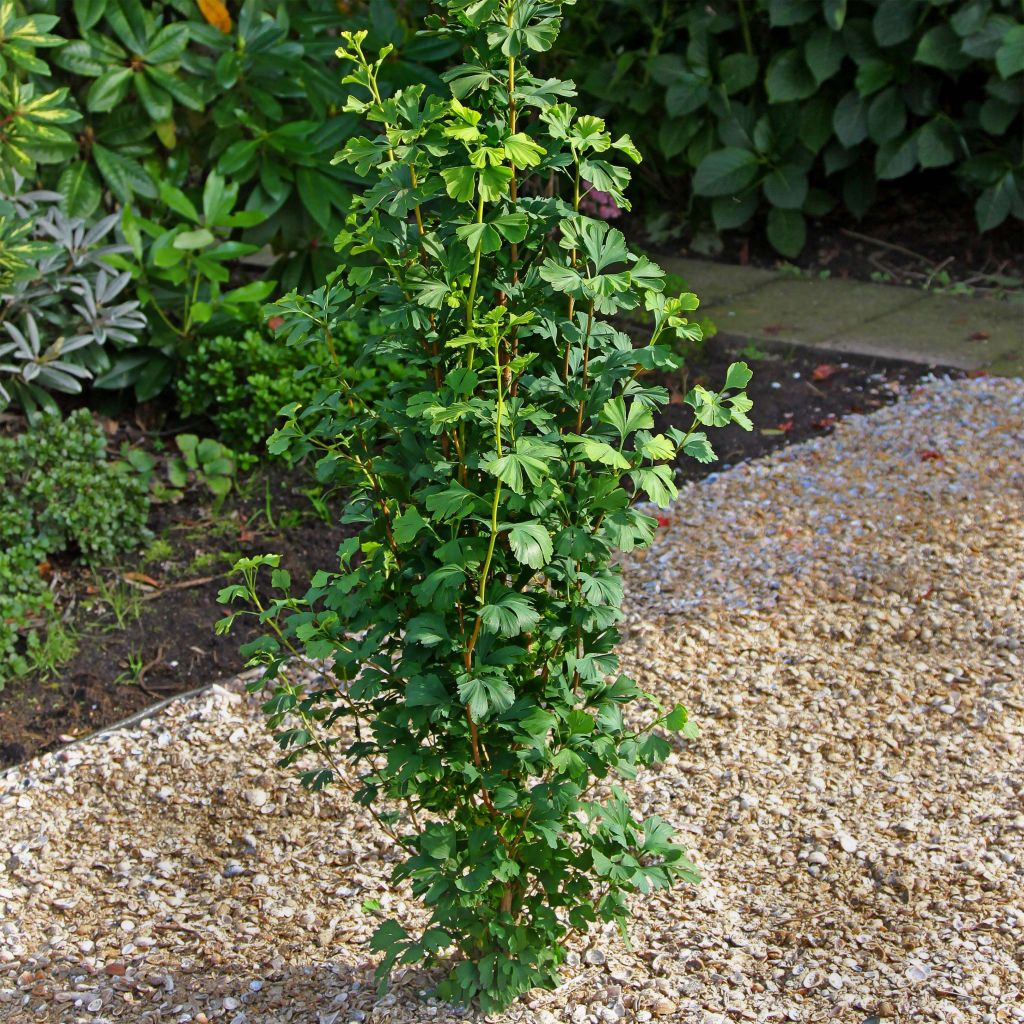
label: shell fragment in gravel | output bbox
[1,377,1022,1024]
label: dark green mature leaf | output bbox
[874,134,917,180]
[867,87,906,144]
[765,49,817,103]
[719,53,759,95]
[765,207,807,257]
[58,161,102,219]
[370,920,407,952]
[763,165,808,210]
[458,674,515,719]
[915,25,970,72]
[407,675,450,708]
[961,16,1016,60]
[711,192,758,230]
[873,0,917,46]
[74,0,107,31]
[855,58,895,97]
[996,25,1024,78]
[805,27,845,85]
[843,166,876,218]
[92,143,156,201]
[406,614,448,647]
[833,91,868,147]
[87,67,132,112]
[979,98,1018,136]
[692,148,760,196]
[768,0,816,27]
[916,120,958,169]
[480,591,540,637]
[823,0,847,32]
[976,173,1015,230]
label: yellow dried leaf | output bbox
[197,0,232,34]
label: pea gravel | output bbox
[2,376,1022,1024]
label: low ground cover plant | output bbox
[562,0,1024,254]
[0,409,149,684]
[174,319,393,462]
[220,0,753,1011]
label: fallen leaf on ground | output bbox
[123,572,161,589]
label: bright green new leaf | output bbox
[506,522,553,570]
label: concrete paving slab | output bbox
[707,277,919,344]
[655,255,1023,375]
[989,350,1024,377]
[818,293,1024,371]
[661,257,778,305]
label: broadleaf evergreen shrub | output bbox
[561,0,1024,255]
[220,0,753,1011]
[175,321,394,461]
[0,409,149,683]
[1,1,453,404]
[0,176,146,418]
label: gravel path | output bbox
[2,376,1022,1024]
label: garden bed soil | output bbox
[0,336,960,769]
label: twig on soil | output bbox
[922,255,955,290]
[868,254,899,280]
[841,228,935,265]
[139,575,220,602]
[135,644,167,698]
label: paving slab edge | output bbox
[660,255,1024,375]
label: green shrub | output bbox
[562,0,1024,255]
[220,1,753,1011]
[0,409,150,683]
[0,1,78,191]
[175,323,391,458]
[3,1,452,401]
[0,177,147,418]
[28,0,450,231]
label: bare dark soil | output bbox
[0,469,353,767]
[656,335,960,476]
[643,174,1024,296]
[0,336,958,769]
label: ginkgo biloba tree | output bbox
[219,0,753,1012]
